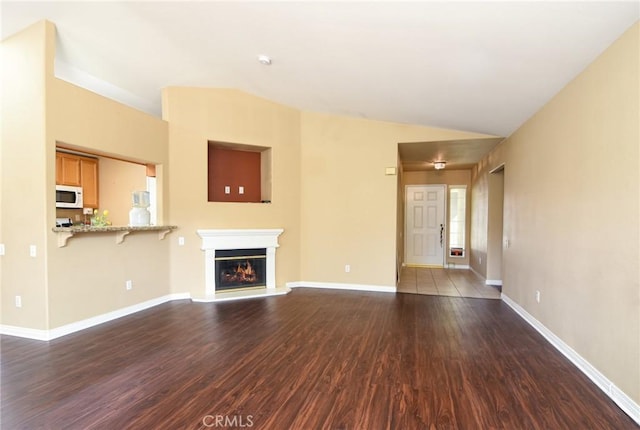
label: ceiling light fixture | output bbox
[433,161,446,170]
[257,55,272,65]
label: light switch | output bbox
[29,245,37,257]
[224,186,230,194]
[178,236,185,246]
[0,244,5,255]
[239,186,244,195]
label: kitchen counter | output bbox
[52,225,178,247]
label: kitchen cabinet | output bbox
[56,151,99,208]
[80,157,99,208]
[55,153,63,184]
[56,152,81,186]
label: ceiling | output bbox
[399,138,504,171]
[2,2,638,171]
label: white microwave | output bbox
[56,185,83,208]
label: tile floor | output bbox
[397,266,501,299]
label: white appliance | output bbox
[55,185,83,208]
[129,191,151,226]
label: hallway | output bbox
[398,267,501,299]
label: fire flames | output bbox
[222,260,257,284]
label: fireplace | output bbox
[197,229,284,297]
[215,248,266,291]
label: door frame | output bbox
[404,184,447,267]
[487,163,505,286]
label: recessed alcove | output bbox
[207,141,272,203]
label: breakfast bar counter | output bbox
[52,225,178,247]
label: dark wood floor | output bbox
[1,289,636,430]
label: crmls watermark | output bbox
[201,414,254,428]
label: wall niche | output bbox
[207,141,272,203]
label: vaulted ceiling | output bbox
[2,1,638,169]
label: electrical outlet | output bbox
[224,186,231,194]
[239,186,244,195]
[345,264,351,273]
[126,280,133,291]
[178,236,185,246]
[29,245,37,257]
[536,290,541,303]
[15,295,22,308]
[83,208,93,215]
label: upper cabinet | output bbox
[56,151,99,208]
[56,152,81,186]
[55,153,63,185]
[80,157,99,208]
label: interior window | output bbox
[449,186,466,257]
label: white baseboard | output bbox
[446,264,470,269]
[0,325,50,341]
[501,294,640,425]
[486,279,503,286]
[287,281,395,293]
[191,287,290,303]
[0,293,191,341]
[2,284,394,341]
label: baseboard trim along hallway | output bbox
[287,281,396,293]
[502,293,640,425]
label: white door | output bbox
[405,185,446,266]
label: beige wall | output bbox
[472,23,639,402]
[162,87,302,298]
[470,144,506,278]
[402,169,472,267]
[396,163,404,281]
[47,78,170,329]
[1,21,171,330]
[98,158,147,226]
[0,63,3,315]
[486,168,504,282]
[161,89,492,293]
[51,80,168,165]
[1,21,52,330]
[300,112,492,287]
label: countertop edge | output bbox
[52,225,178,233]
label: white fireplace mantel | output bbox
[197,229,283,251]
[197,229,284,299]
